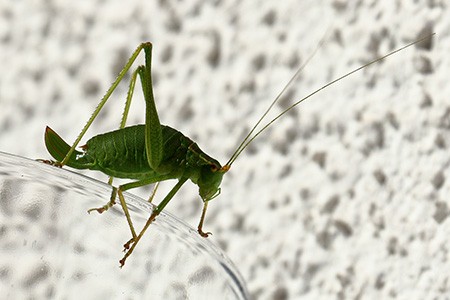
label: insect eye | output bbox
[210,165,218,172]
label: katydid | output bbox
[41,34,434,267]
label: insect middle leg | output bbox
[148,182,160,203]
[88,176,172,249]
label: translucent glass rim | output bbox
[0,151,250,299]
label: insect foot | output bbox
[196,202,213,237]
[119,257,127,268]
[123,237,135,250]
[87,206,107,214]
[197,228,212,237]
[87,187,118,214]
[36,159,63,167]
[119,210,161,267]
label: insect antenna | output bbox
[224,36,327,169]
[224,33,435,169]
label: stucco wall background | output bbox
[1,1,449,299]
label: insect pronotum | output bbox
[41,33,434,267]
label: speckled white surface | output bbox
[1,1,449,299]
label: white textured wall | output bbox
[1,1,449,299]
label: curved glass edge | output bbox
[0,151,250,300]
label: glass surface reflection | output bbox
[0,151,249,299]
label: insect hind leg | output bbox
[121,182,160,250]
[120,177,188,267]
[118,66,141,129]
[59,43,153,167]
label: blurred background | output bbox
[1,0,449,299]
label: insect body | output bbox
[42,35,434,267]
[44,42,229,266]
[46,124,224,201]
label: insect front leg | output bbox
[137,43,164,171]
[197,201,212,237]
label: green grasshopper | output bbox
[41,34,433,267]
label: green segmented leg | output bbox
[120,177,188,267]
[148,182,160,203]
[89,174,175,246]
[122,182,160,250]
[197,201,212,237]
[78,43,175,263]
[85,45,161,243]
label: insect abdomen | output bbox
[82,125,189,180]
